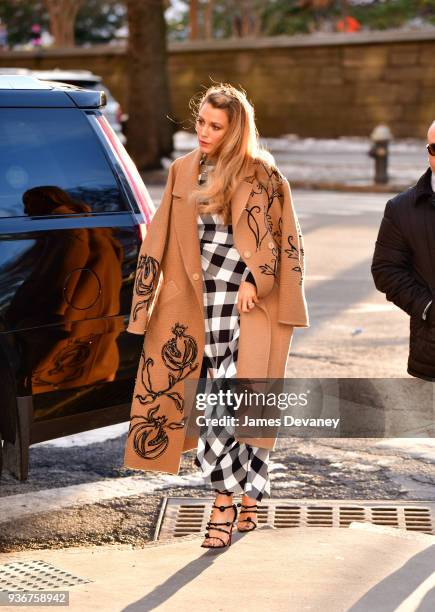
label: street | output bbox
[1,188,433,553]
[289,189,410,378]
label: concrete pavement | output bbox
[1,522,433,611]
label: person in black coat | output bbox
[371,121,435,381]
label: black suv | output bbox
[0,75,154,480]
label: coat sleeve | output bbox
[371,198,433,319]
[275,173,309,327]
[240,264,257,287]
[126,160,177,335]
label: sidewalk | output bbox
[1,523,433,611]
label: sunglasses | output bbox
[427,143,435,156]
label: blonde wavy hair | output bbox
[188,83,276,224]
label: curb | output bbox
[289,180,407,194]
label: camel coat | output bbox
[122,147,309,474]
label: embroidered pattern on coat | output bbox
[287,211,305,285]
[285,233,303,285]
[127,405,185,460]
[136,322,198,411]
[127,322,199,460]
[244,161,305,286]
[243,161,285,278]
[132,254,159,322]
[259,246,280,276]
[244,163,284,254]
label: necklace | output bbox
[198,153,215,185]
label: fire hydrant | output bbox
[368,124,393,184]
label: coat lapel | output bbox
[231,178,254,230]
[172,149,204,314]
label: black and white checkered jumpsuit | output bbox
[193,158,271,501]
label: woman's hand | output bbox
[237,281,259,314]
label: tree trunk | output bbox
[126,0,173,170]
[44,0,84,47]
[231,0,260,38]
[204,0,214,39]
[189,0,199,40]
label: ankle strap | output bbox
[213,503,235,511]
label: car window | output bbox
[0,107,127,218]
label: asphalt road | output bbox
[285,189,411,378]
[1,189,433,553]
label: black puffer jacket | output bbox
[371,167,435,381]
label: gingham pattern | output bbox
[194,209,270,501]
[198,211,251,379]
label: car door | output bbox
[0,104,145,428]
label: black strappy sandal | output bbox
[237,502,258,532]
[201,501,238,549]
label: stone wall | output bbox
[1,29,434,138]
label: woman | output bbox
[123,83,309,550]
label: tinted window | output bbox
[0,108,127,217]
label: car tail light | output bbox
[95,114,154,241]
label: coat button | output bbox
[243,250,251,258]
[192,272,200,280]
[268,241,275,249]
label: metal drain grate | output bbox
[0,560,92,591]
[154,497,435,540]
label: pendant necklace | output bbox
[198,153,215,185]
